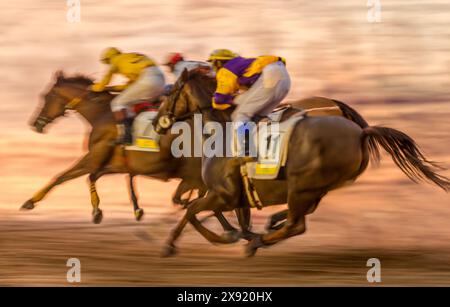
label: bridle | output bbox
[35,86,89,127]
[156,74,211,131]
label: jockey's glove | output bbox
[90,83,105,92]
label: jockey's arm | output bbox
[212,68,238,110]
[91,66,116,92]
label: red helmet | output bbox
[165,52,184,65]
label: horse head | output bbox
[153,68,218,134]
[31,70,96,133]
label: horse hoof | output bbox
[135,208,144,221]
[245,235,264,257]
[92,209,103,224]
[222,230,241,243]
[161,244,177,258]
[20,200,35,211]
[245,243,258,257]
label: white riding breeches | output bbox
[232,61,291,122]
[111,66,166,112]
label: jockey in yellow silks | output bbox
[207,49,291,156]
[91,47,165,145]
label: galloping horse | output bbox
[23,71,353,233]
[153,70,449,257]
[23,71,212,224]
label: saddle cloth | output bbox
[125,101,161,152]
[244,106,305,180]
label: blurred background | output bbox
[0,0,449,285]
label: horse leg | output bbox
[172,181,239,238]
[266,209,288,231]
[236,207,259,241]
[21,155,91,210]
[128,174,144,221]
[161,215,189,257]
[213,211,245,242]
[174,182,234,234]
[162,192,239,257]
[215,212,238,231]
[190,213,241,244]
[172,179,194,207]
[175,186,236,233]
[198,186,207,198]
[88,173,103,224]
[246,190,320,257]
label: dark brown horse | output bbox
[153,70,449,257]
[22,71,212,224]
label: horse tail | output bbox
[362,126,450,191]
[332,99,369,128]
[332,99,381,162]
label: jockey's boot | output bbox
[121,117,133,145]
[113,109,133,146]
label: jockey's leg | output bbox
[231,62,290,157]
[255,62,291,117]
[110,106,132,145]
[234,61,291,120]
[110,66,165,145]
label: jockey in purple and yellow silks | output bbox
[207,49,291,156]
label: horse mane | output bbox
[178,70,234,122]
[188,72,215,105]
[55,72,94,86]
[52,71,114,106]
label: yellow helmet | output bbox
[100,47,121,64]
[207,49,238,62]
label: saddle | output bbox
[240,103,342,209]
[241,105,305,179]
[125,99,162,152]
[239,105,305,209]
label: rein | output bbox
[161,74,216,126]
[61,88,90,111]
[35,86,90,126]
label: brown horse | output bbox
[153,70,449,257]
[22,71,213,224]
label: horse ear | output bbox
[55,70,65,82]
[181,68,189,82]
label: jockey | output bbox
[207,49,291,156]
[91,47,165,145]
[164,52,213,80]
